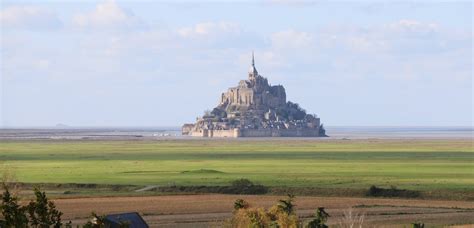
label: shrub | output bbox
[277,194,296,215]
[412,222,425,228]
[228,194,301,228]
[224,179,268,195]
[268,204,299,228]
[0,184,28,228]
[27,188,64,228]
[231,207,270,228]
[234,199,250,211]
[274,212,299,228]
[156,182,268,195]
[1,185,68,228]
[366,185,420,198]
[306,207,329,228]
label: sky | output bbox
[0,0,472,127]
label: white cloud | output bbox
[73,0,143,30]
[387,19,438,35]
[0,5,61,30]
[178,21,241,38]
[270,29,313,49]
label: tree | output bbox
[233,199,250,211]
[319,124,327,137]
[27,188,63,228]
[0,184,28,228]
[306,207,330,228]
[277,194,296,215]
[228,195,302,228]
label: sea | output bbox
[0,126,472,140]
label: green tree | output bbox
[277,194,296,215]
[27,187,63,228]
[306,207,330,228]
[233,199,250,211]
[0,184,28,228]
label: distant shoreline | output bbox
[0,126,472,140]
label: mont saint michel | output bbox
[182,53,327,137]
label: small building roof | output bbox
[104,212,149,228]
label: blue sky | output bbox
[1,0,472,127]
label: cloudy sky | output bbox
[1,0,472,127]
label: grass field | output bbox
[0,139,473,192]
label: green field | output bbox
[0,139,473,191]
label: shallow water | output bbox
[0,126,472,140]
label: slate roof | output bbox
[104,212,149,228]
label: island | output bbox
[182,53,327,137]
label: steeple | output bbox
[252,51,255,67]
[249,51,258,77]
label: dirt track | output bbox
[53,194,474,227]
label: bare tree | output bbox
[1,165,20,197]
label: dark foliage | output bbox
[306,207,330,228]
[211,108,227,119]
[1,185,68,228]
[224,179,268,194]
[285,102,307,120]
[0,185,28,228]
[233,199,250,211]
[412,222,425,228]
[27,188,63,228]
[319,124,327,137]
[157,179,268,195]
[277,194,296,215]
[366,185,420,198]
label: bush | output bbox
[277,194,296,215]
[1,185,67,228]
[366,185,420,198]
[0,185,28,227]
[224,179,268,194]
[233,199,250,211]
[306,207,329,228]
[156,182,268,195]
[227,194,301,228]
[231,207,270,227]
[27,188,64,228]
[412,222,425,228]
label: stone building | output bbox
[182,53,326,137]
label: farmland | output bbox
[0,138,472,192]
[1,138,474,227]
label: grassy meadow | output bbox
[0,139,473,192]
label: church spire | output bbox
[249,51,258,77]
[252,51,255,67]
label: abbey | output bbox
[182,53,326,137]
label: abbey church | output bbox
[182,53,326,137]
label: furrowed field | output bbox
[0,139,473,192]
